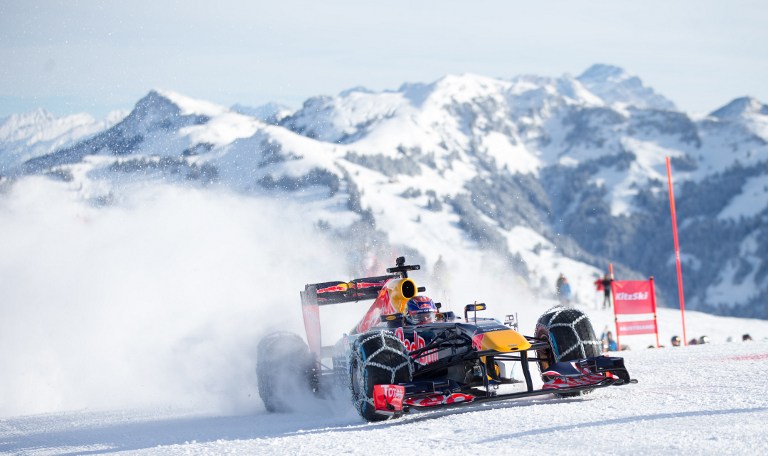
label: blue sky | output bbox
[1,0,766,118]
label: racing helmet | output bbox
[405,295,437,324]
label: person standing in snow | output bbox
[600,273,614,309]
[556,274,572,305]
[593,275,604,308]
[556,273,566,298]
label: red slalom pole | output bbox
[666,157,688,346]
[611,279,620,351]
[649,276,661,348]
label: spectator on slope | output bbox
[602,331,631,352]
[671,335,682,347]
[556,273,566,297]
[600,273,614,309]
[557,275,572,305]
[743,333,753,342]
[601,329,618,352]
[601,327,630,352]
[593,275,604,307]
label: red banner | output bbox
[611,278,660,347]
[612,280,654,315]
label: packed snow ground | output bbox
[2,337,767,455]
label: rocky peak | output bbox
[709,96,768,119]
[577,64,676,111]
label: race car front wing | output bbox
[373,355,636,416]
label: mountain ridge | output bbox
[3,65,767,319]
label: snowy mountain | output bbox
[0,108,126,176]
[3,65,768,319]
[575,63,676,111]
[231,101,293,124]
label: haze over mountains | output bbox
[2,64,767,319]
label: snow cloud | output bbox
[0,178,346,417]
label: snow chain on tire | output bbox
[535,306,601,396]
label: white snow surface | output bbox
[1,318,767,455]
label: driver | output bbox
[405,295,437,324]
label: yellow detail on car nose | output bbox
[477,330,531,352]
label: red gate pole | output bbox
[609,262,615,310]
[650,276,660,348]
[666,157,688,346]
[611,280,620,351]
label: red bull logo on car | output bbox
[317,283,348,293]
[394,327,438,365]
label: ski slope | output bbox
[2,306,767,455]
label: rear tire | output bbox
[256,332,317,412]
[349,331,412,422]
[535,306,601,397]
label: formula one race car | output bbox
[257,257,635,421]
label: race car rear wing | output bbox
[300,257,423,357]
[303,275,397,306]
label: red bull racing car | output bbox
[257,257,635,421]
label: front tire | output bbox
[535,306,601,397]
[349,331,412,422]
